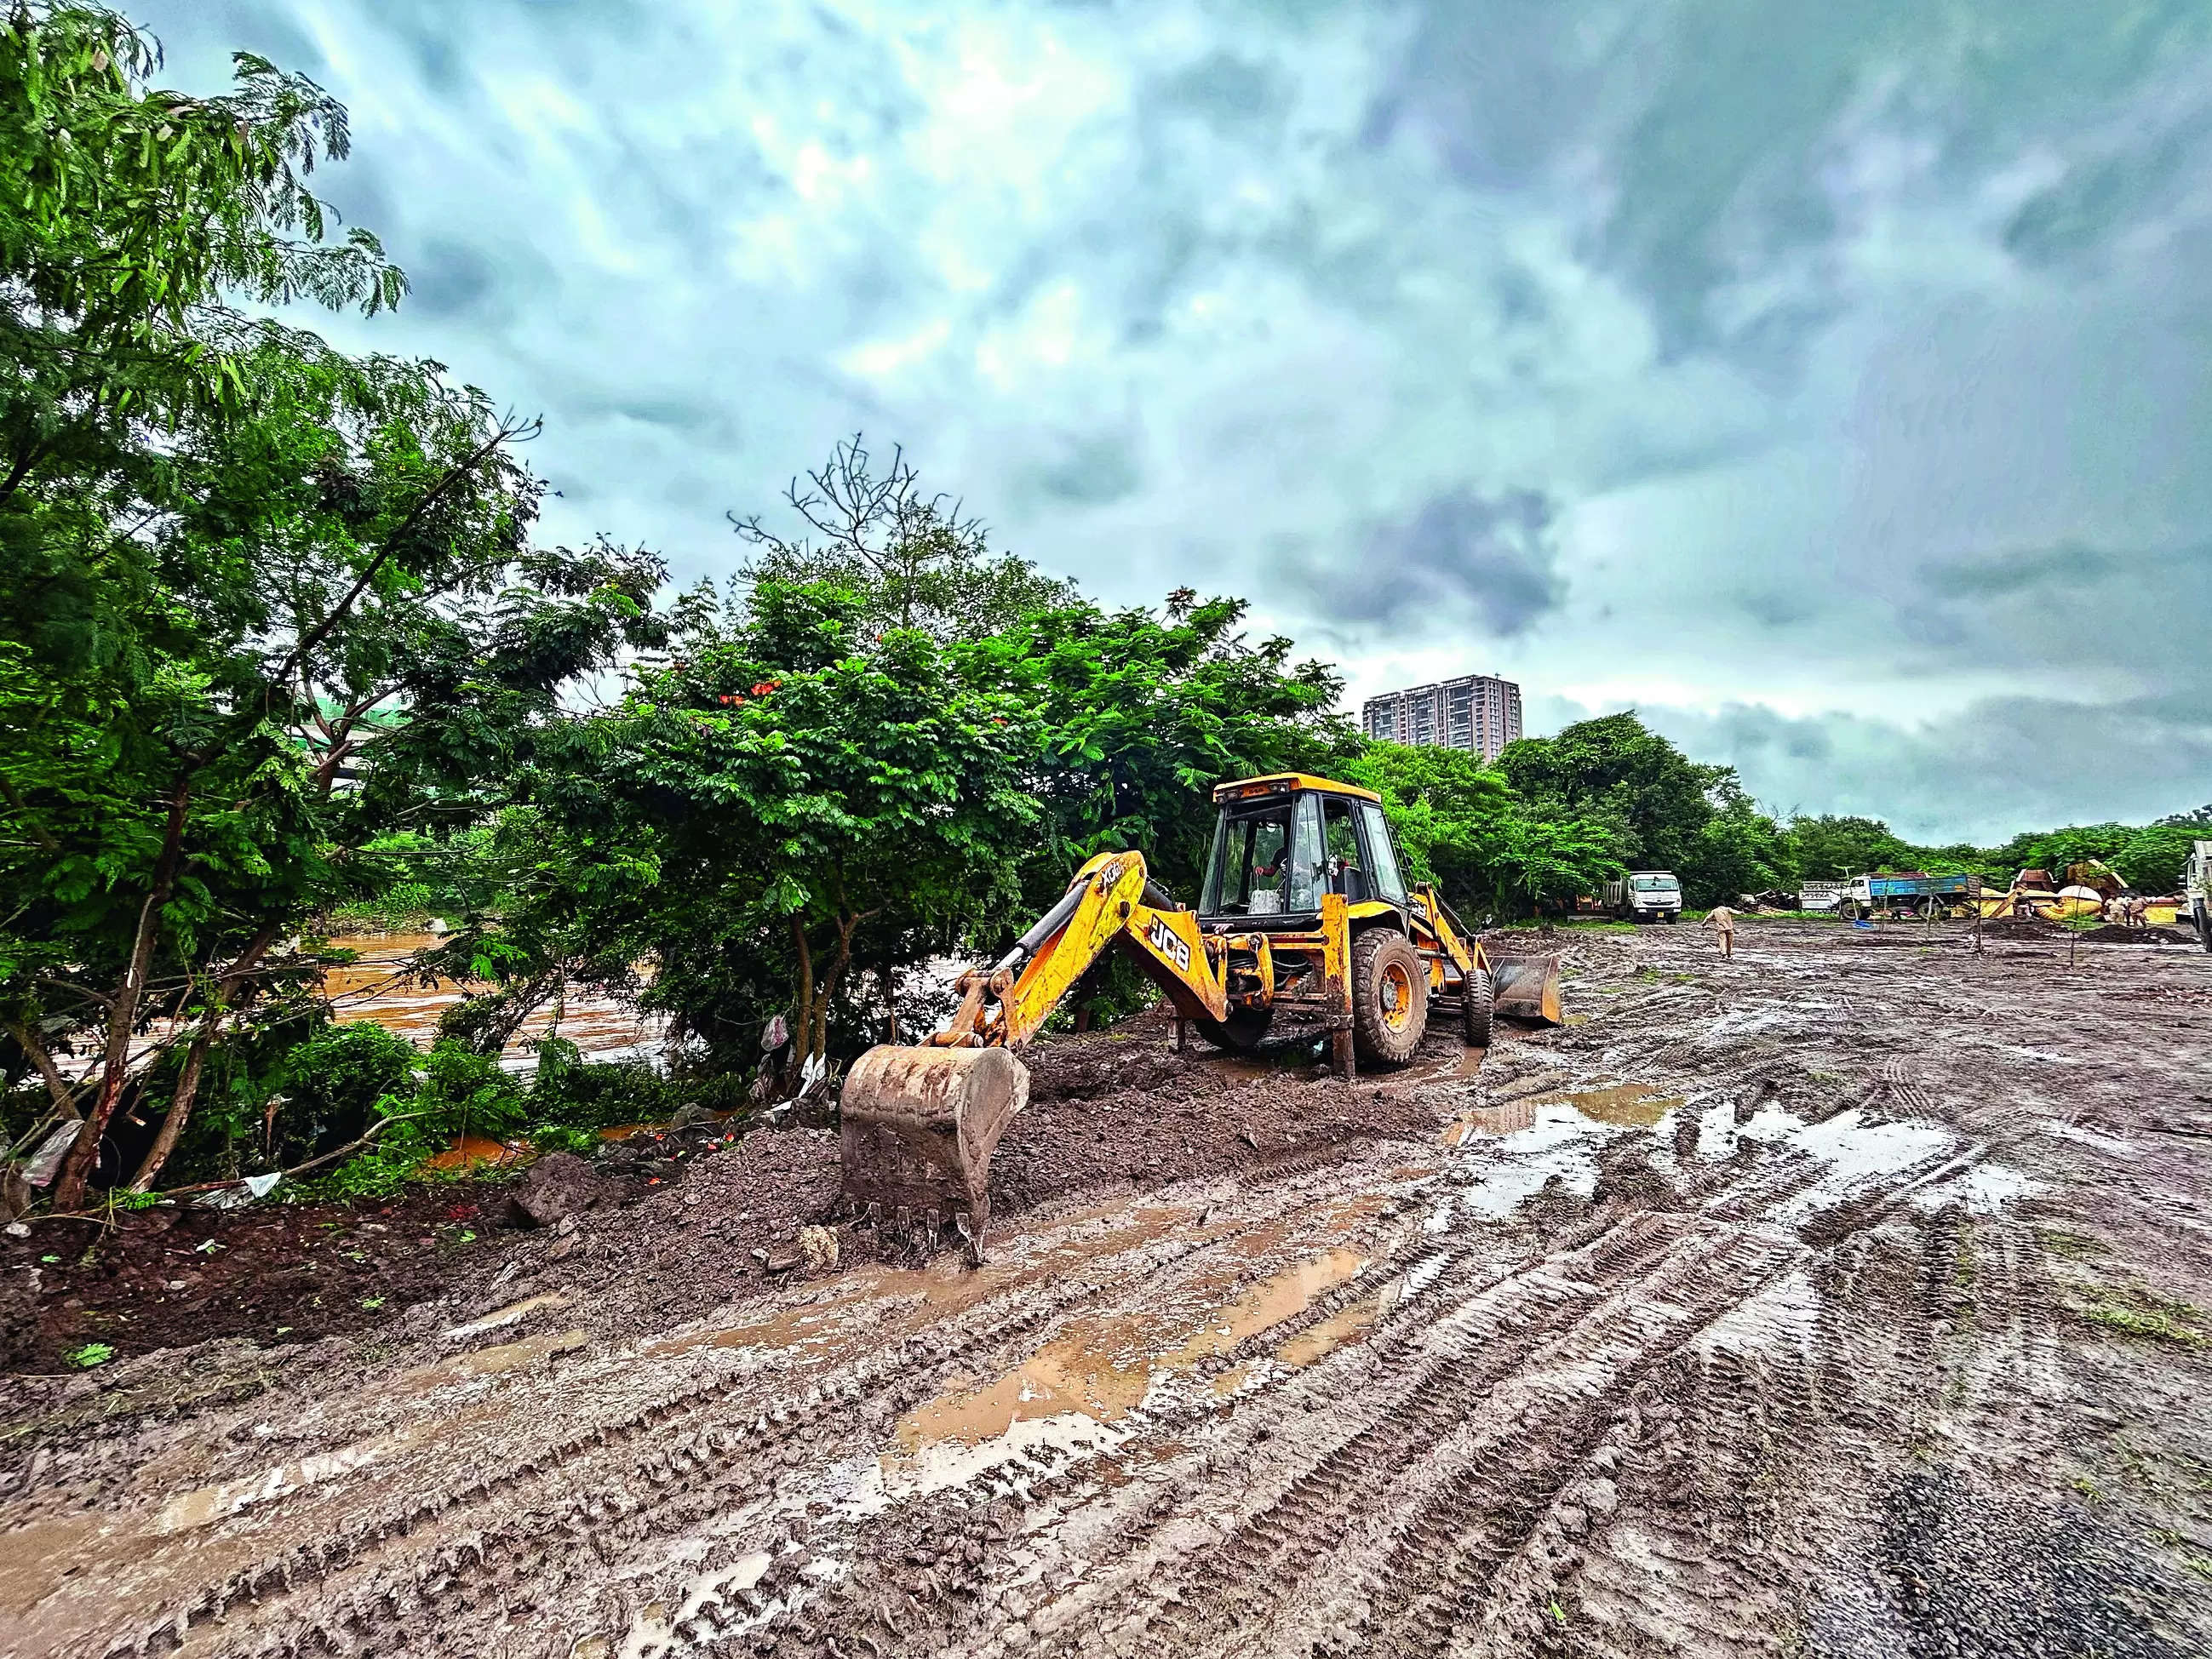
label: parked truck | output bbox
[1603,871,1682,923]
[1848,872,1980,919]
[1798,879,1851,913]
[2186,839,2212,952]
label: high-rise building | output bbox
[1361,673,1523,762]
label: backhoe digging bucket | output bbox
[839,1044,1029,1260]
[1491,953,1564,1025]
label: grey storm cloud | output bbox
[1600,690,2212,847]
[129,0,2212,840]
[1296,490,1563,637]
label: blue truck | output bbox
[1848,872,1981,918]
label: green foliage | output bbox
[1341,741,1624,916]
[979,587,1351,902]
[0,2,404,450]
[529,1038,742,1130]
[1988,822,2137,877]
[410,1040,526,1143]
[0,6,668,1199]
[289,1136,433,1200]
[733,434,1076,641]
[278,1021,420,1158]
[504,575,1043,1073]
[528,1124,599,1157]
[1683,796,1797,901]
[2110,825,2203,895]
[64,1341,114,1369]
[1784,815,1918,880]
[478,451,1350,1084]
[1498,712,1729,874]
[1496,712,1781,905]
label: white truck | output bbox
[2186,839,2212,952]
[1603,871,1682,923]
[1798,879,1851,913]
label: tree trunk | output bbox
[127,923,282,1193]
[810,914,858,1063]
[788,916,816,1090]
[9,1021,81,1120]
[130,1014,218,1192]
[54,776,191,1210]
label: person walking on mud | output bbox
[1703,902,1738,959]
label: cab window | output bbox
[1201,801,1289,915]
[1322,798,1368,900]
[1356,802,1408,904]
[1201,794,1325,916]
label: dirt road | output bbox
[4,921,2209,1658]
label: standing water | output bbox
[325,933,667,1073]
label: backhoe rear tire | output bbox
[1351,930,1426,1067]
[1463,967,1493,1049]
[1195,1007,1274,1053]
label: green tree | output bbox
[0,9,665,1202]
[504,580,1040,1078]
[1989,823,2136,878]
[1497,712,1726,873]
[2112,825,2203,895]
[1784,814,1917,880]
[1341,741,1624,917]
[733,434,1074,641]
[1683,798,1796,902]
[973,588,1352,906]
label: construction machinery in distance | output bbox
[839,772,1565,1258]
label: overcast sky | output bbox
[140,0,2212,844]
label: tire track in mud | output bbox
[1226,1227,1803,1659]
[24,925,2151,1659]
[1114,1217,1700,1655]
[1502,1218,1938,1659]
[47,1174,1395,1659]
[929,1109,2031,1659]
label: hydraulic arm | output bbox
[838,851,1225,1256]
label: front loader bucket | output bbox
[1491,953,1564,1026]
[840,1044,1029,1260]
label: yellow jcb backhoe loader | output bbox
[840,772,1564,1258]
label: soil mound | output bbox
[1976,915,2065,939]
[2074,924,2194,945]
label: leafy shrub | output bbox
[277,1023,422,1162]
[412,1040,528,1142]
[528,1038,745,1130]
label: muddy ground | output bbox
[3,918,2210,1658]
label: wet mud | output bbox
[3,922,2209,1659]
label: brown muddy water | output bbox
[324,932,666,1071]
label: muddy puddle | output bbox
[867,1195,1405,1496]
[889,1244,1372,1468]
[1439,1080,1680,1147]
[1433,1068,2033,1229]
[325,932,666,1072]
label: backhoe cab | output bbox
[838,772,1563,1259]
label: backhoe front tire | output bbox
[1351,930,1426,1067]
[1195,1007,1274,1053]
[1463,966,1494,1049]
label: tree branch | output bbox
[266,417,532,701]
[8,1021,81,1120]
